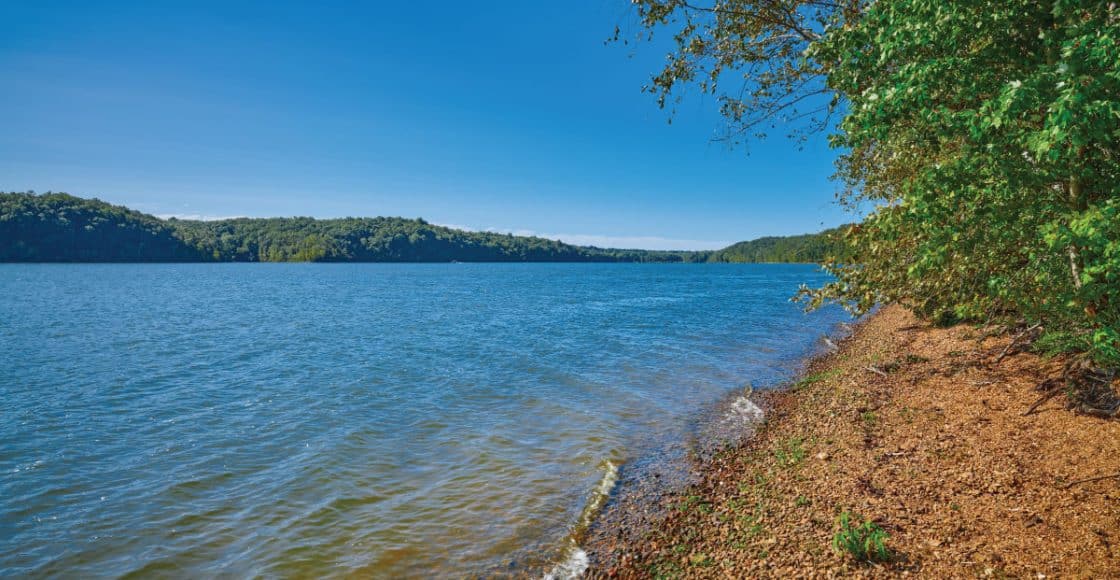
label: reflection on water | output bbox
[0,263,847,577]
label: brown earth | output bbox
[585,304,1120,578]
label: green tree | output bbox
[1,191,841,265]
[628,1,1120,376]
[806,0,1120,371]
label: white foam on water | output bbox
[543,459,620,579]
[543,544,589,580]
[696,391,768,458]
[726,395,764,424]
[590,461,619,510]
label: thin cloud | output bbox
[433,223,728,251]
[148,217,726,250]
[155,213,246,221]
[534,233,729,251]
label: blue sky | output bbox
[1,1,850,250]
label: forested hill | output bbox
[705,227,847,264]
[0,192,204,262]
[0,192,840,263]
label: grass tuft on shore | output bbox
[832,511,890,563]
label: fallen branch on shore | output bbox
[1075,404,1120,419]
[995,323,1042,364]
[865,366,888,377]
[1064,363,1119,419]
[1023,380,1065,416]
[1065,472,1120,489]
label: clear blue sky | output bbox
[1,1,850,250]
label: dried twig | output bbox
[1023,380,1065,416]
[1075,404,1120,419]
[1064,472,1120,489]
[1065,363,1120,418]
[995,323,1042,364]
[865,366,888,377]
[1087,373,1116,385]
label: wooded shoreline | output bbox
[1,192,842,264]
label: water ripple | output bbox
[0,263,847,577]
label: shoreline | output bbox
[542,312,859,579]
[574,313,864,577]
[584,304,1120,577]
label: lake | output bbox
[0,263,848,577]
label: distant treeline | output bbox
[0,192,842,263]
[706,228,846,264]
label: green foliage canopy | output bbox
[630,0,1120,367]
[810,0,1120,367]
[0,192,204,261]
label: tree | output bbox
[628,1,1120,379]
[806,0,1120,372]
[623,0,857,143]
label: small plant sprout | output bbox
[832,511,890,562]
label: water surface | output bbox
[0,263,847,577]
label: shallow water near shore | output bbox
[0,263,848,577]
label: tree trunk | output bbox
[1068,176,1083,291]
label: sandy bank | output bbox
[586,304,1120,577]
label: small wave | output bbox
[544,459,620,579]
[584,460,619,527]
[725,395,764,424]
[544,544,589,580]
[693,388,769,461]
